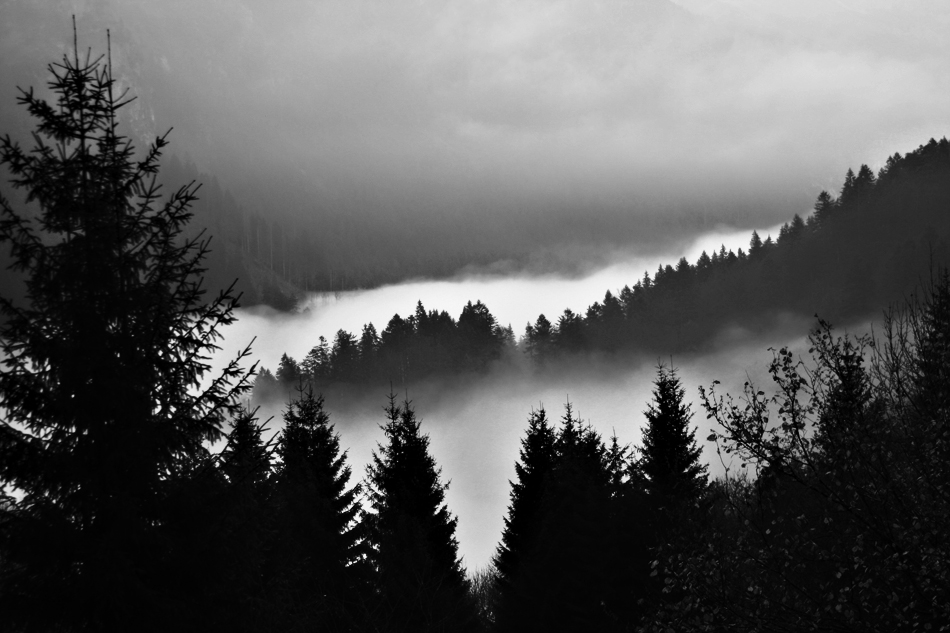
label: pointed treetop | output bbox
[638,364,708,503]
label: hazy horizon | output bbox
[211,221,877,570]
[3,0,948,282]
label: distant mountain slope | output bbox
[1,0,817,301]
[543,137,950,356]
[255,137,950,395]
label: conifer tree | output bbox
[276,352,300,387]
[301,336,330,383]
[0,28,252,631]
[364,394,476,633]
[749,230,764,258]
[359,323,381,367]
[838,168,861,208]
[253,366,280,402]
[492,407,557,631]
[696,250,712,271]
[458,300,504,368]
[524,314,554,359]
[808,190,837,231]
[542,404,615,631]
[494,404,620,633]
[638,365,708,504]
[329,329,359,381]
[555,308,586,351]
[218,406,275,632]
[221,406,273,489]
[604,432,656,628]
[271,386,365,631]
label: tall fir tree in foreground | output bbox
[0,27,252,631]
[364,394,477,633]
[271,386,366,632]
[637,365,708,505]
[492,407,557,632]
[493,404,626,633]
[217,406,275,632]
[539,404,616,632]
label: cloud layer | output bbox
[5,0,946,236]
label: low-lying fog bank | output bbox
[208,223,884,569]
[246,329,818,571]
[232,223,785,372]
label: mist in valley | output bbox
[214,223,860,569]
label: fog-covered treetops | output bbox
[257,137,950,399]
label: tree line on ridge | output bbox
[255,139,950,400]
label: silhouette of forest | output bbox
[2,30,950,633]
[256,138,950,398]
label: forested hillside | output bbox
[257,138,950,397]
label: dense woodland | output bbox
[256,137,950,398]
[2,36,949,633]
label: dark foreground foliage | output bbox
[645,276,950,632]
[0,27,257,632]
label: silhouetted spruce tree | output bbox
[852,164,876,199]
[0,29,252,632]
[330,329,359,381]
[458,300,504,368]
[840,167,857,202]
[603,433,656,628]
[301,336,330,384]
[696,250,712,272]
[748,230,764,258]
[380,313,414,380]
[364,394,477,633]
[276,352,300,388]
[494,404,618,633]
[808,190,837,231]
[271,386,366,631]
[638,365,708,505]
[537,403,617,631]
[359,323,381,372]
[217,406,275,632]
[555,308,586,352]
[788,213,806,239]
[253,366,280,402]
[541,404,616,632]
[524,314,554,359]
[492,407,557,632]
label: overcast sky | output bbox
[180,0,950,208]
[4,0,947,226]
